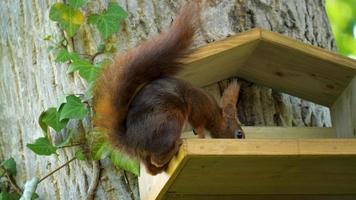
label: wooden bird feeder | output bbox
[138,28,356,200]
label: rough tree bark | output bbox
[0,0,335,199]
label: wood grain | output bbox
[138,144,189,200]
[179,28,356,106]
[139,139,356,200]
[164,194,356,200]
[178,29,260,87]
[331,76,356,137]
[181,127,336,139]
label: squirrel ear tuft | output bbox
[221,79,241,108]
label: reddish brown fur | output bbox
[93,3,244,175]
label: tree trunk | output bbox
[0,0,335,199]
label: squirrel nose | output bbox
[235,130,244,139]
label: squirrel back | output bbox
[93,4,199,151]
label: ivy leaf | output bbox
[59,95,88,120]
[38,111,49,135]
[110,150,140,176]
[55,48,71,63]
[90,131,110,160]
[39,107,68,132]
[91,141,110,160]
[31,193,39,200]
[78,64,101,82]
[56,129,74,147]
[49,3,84,37]
[0,192,20,200]
[75,150,86,161]
[67,62,83,73]
[27,137,58,156]
[88,2,128,39]
[68,0,86,9]
[49,3,65,21]
[1,157,17,176]
[55,48,79,63]
[68,59,101,82]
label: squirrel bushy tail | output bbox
[93,4,199,149]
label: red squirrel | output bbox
[93,3,245,175]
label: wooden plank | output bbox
[181,127,336,139]
[165,194,356,200]
[139,139,356,199]
[331,76,356,137]
[184,139,356,155]
[178,29,260,87]
[170,155,356,195]
[260,31,356,71]
[178,28,356,106]
[239,31,356,106]
[168,139,356,196]
[138,143,188,200]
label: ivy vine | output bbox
[2,0,139,199]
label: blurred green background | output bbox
[326,0,356,58]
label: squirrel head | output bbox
[220,80,245,139]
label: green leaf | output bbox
[88,2,128,39]
[87,14,99,24]
[49,3,84,37]
[90,131,110,160]
[40,107,68,132]
[68,59,101,82]
[55,48,71,63]
[75,150,86,161]
[56,129,74,147]
[55,48,79,63]
[27,137,58,156]
[59,95,88,120]
[0,192,20,200]
[67,63,81,73]
[31,193,39,200]
[67,58,93,73]
[110,150,140,176]
[78,64,101,82]
[1,158,17,176]
[68,0,86,9]
[38,111,49,135]
[49,3,65,22]
[91,141,110,160]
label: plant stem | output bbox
[86,161,101,200]
[6,174,23,194]
[59,143,84,148]
[91,51,104,63]
[71,37,76,52]
[38,157,76,184]
[123,171,135,200]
